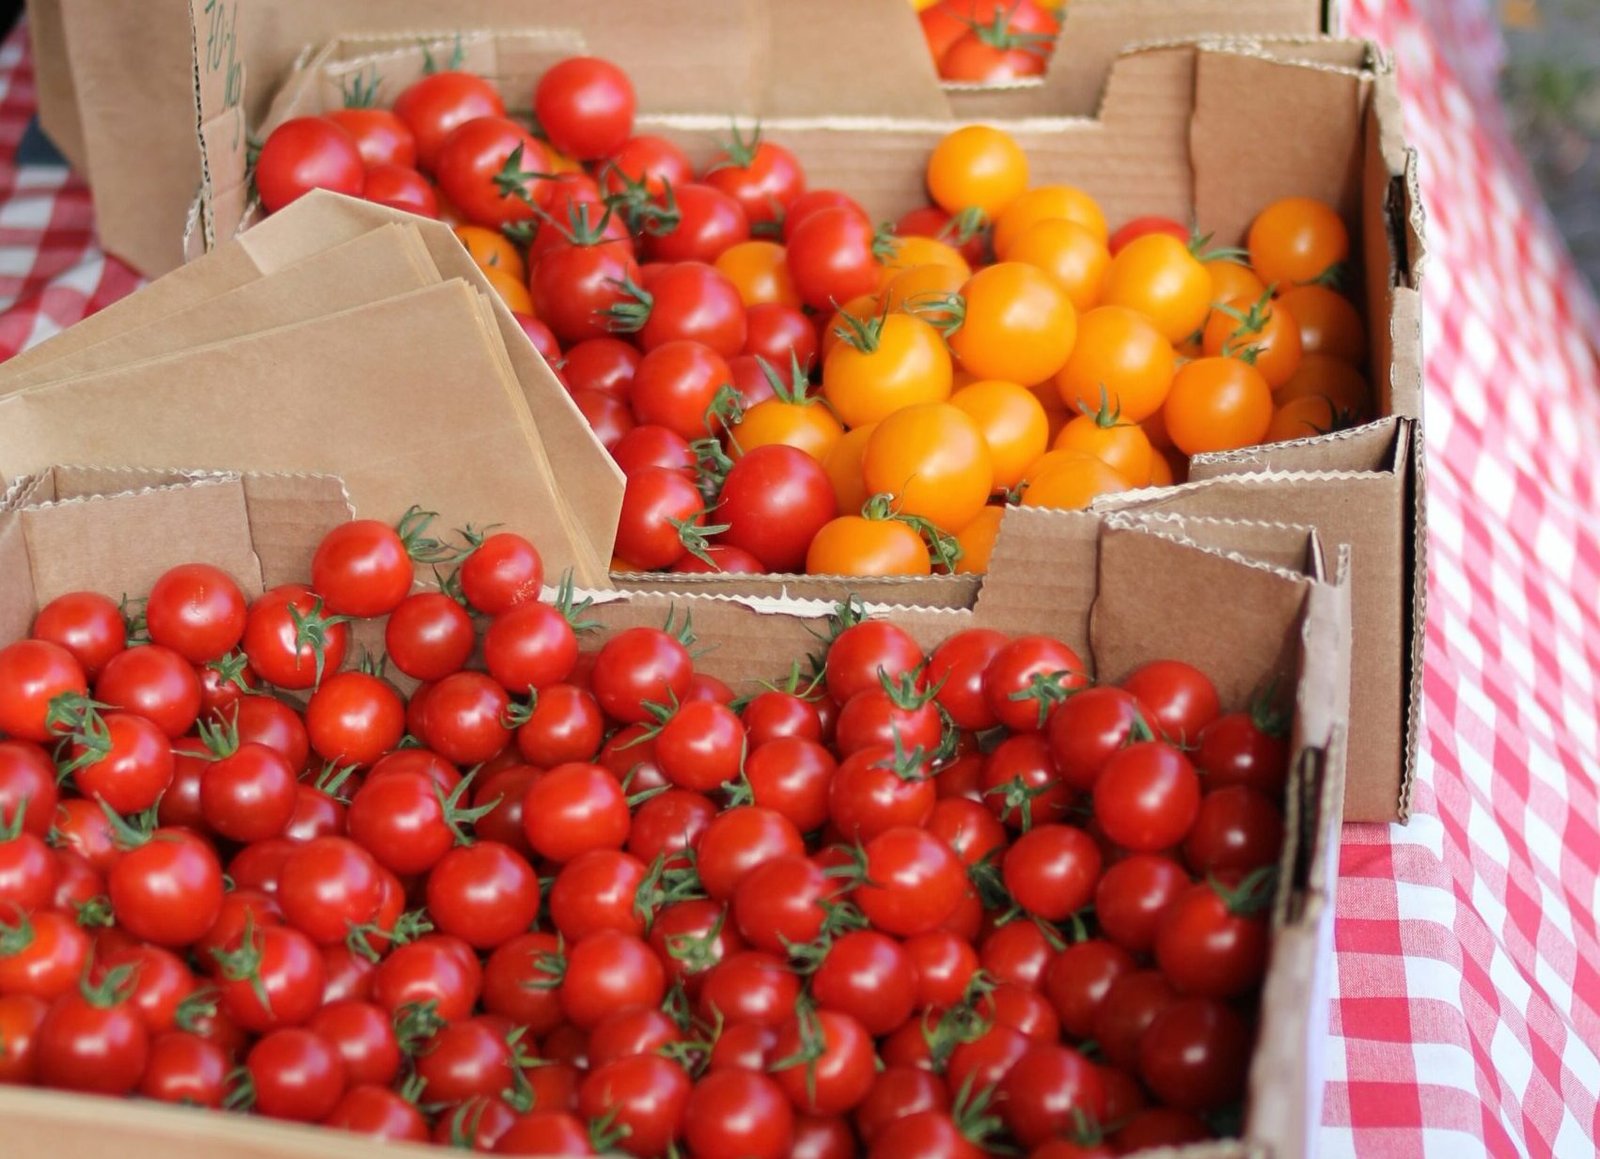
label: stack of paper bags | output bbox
[0,192,623,587]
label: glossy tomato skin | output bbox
[534,237,640,347]
[627,261,748,357]
[927,629,1007,731]
[534,56,635,159]
[31,591,125,678]
[108,829,224,948]
[139,1030,229,1107]
[1093,969,1178,1072]
[247,1026,346,1122]
[422,672,512,765]
[426,841,540,949]
[982,635,1088,733]
[393,71,506,172]
[436,116,547,228]
[614,466,704,570]
[242,585,350,691]
[645,183,751,264]
[705,135,805,228]
[1003,824,1102,922]
[145,563,248,663]
[94,644,202,738]
[385,592,475,682]
[771,1008,875,1116]
[684,1068,794,1159]
[1093,742,1201,853]
[36,985,150,1095]
[560,931,666,1030]
[1196,711,1289,798]
[257,118,364,213]
[743,302,819,371]
[1043,939,1137,1039]
[0,741,59,837]
[305,671,404,767]
[812,930,917,1037]
[604,134,693,198]
[325,107,416,168]
[200,742,297,843]
[1154,879,1270,999]
[516,683,604,766]
[0,641,90,742]
[591,627,693,723]
[522,763,630,864]
[1139,996,1252,1113]
[1121,659,1221,745]
[630,339,732,441]
[824,621,924,705]
[786,205,880,312]
[856,826,965,937]
[998,1043,1107,1149]
[70,711,174,814]
[1047,686,1146,791]
[371,935,482,1022]
[717,445,838,572]
[459,533,545,616]
[1183,784,1285,874]
[1095,853,1189,955]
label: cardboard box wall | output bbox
[25,0,1331,275]
[0,466,1350,1159]
[194,33,1424,822]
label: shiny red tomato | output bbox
[534,56,635,160]
[325,107,416,168]
[704,128,806,228]
[1121,659,1221,745]
[615,466,705,570]
[31,591,125,678]
[1093,741,1201,853]
[436,116,547,227]
[983,635,1089,733]
[644,183,751,264]
[393,71,507,172]
[256,117,364,213]
[716,444,837,573]
[384,592,475,681]
[786,205,881,312]
[242,584,350,691]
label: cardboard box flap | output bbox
[1190,414,1407,478]
[2,472,265,611]
[237,473,355,590]
[27,0,87,171]
[937,0,1328,120]
[0,283,610,585]
[1191,46,1370,246]
[0,225,440,392]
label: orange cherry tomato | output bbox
[1054,305,1175,422]
[1147,450,1175,487]
[862,402,994,534]
[1053,410,1154,486]
[1277,285,1368,365]
[820,293,884,364]
[1163,357,1273,456]
[715,241,801,307]
[1020,453,1129,510]
[1275,353,1372,419]
[483,266,534,315]
[455,224,526,282]
[879,235,972,286]
[1247,197,1349,288]
[1028,382,1071,444]
[954,506,1004,575]
[992,185,1109,256]
[1203,259,1267,308]
[926,125,1029,220]
[731,397,844,463]
[949,262,1077,385]
[1007,219,1109,312]
[1266,394,1339,443]
[882,264,967,329]
[824,422,877,517]
[950,379,1050,491]
[1101,233,1212,343]
[823,312,953,428]
[806,513,931,576]
[1201,293,1303,390]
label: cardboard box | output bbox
[25,0,1328,275]
[189,30,1423,821]
[0,466,1350,1159]
[0,193,625,591]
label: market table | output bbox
[1,1,1596,1155]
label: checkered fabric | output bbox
[0,4,1597,1156]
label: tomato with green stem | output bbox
[435,116,547,228]
[643,183,752,264]
[459,531,545,616]
[241,585,349,691]
[717,444,844,573]
[605,261,748,357]
[1154,873,1272,999]
[704,124,805,228]
[685,1069,795,1159]
[614,465,707,571]
[1247,196,1349,287]
[630,339,733,441]
[1121,659,1221,746]
[982,634,1088,733]
[532,210,641,346]
[0,640,85,742]
[516,683,605,766]
[771,1006,875,1116]
[108,824,224,948]
[855,825,966,937]
[823,311,953,429]
[559,930,667,1029]
[36,967,150,1095]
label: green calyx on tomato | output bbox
[858,493,965,573]
[339,67,382,110]
[963,8,1056,58]
[633,853,709,934]
[705,121,767,173]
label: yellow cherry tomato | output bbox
[950,380,1049,491]
[730,397,844,463]
[949,263,1076,385]
[1163,357,1274,456]
[1267,394,1340,443]
[715,241,801,307]
[1007,219,1109,312]
[1028,382,1071,444]
[1019,448,1088,485]
[1201,293,1304,390]
[823,312,953,428]
[806,514,931,576]
[1101,233,1213,343]
[1053,412,1154,486]
[879,235,972,286]
[1203,258,1267,308]
[882,264,967,329]
[993,185,1109,256]
[1275,353,1372,419]
[824,422,877,517]
[820,293,883,364]
[483,267,534,315]
[954,506,1004,575]
[863,403,994,533]
[1021,453,1129,510]
[1248,197,1350,288]
[1277,285,1368,365]
[926,125,1029,220]
[1147,451,1175,487]
[455,225,526,282]
[1055,305,1175,422]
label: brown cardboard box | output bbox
[193,32,1423,821]
[0,193,625,590]
[24,0,1328,275]
[0,468,1350,1159]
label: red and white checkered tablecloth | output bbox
[1,1,1597,1154]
